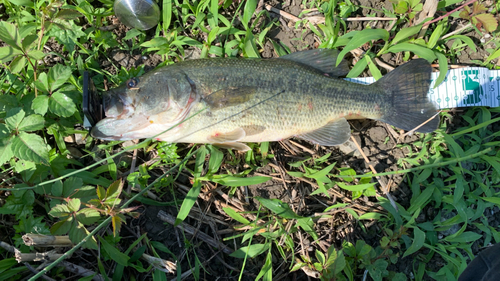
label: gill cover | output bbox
[91,68,198,140]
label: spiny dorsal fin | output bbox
[296,118,351,146]
[278,49,350,77]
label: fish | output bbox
[91,49,439,151]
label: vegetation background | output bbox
[0,0,500,280]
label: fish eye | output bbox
[127,78,139,89]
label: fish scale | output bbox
[91,49,439,150]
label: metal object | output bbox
[113,0,160,30]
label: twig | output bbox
[157,210,234,254]
[441,23,473,40]
[374,58,395,71]
[423,0,478,27]
[22,234,73,247]
[399,110,441,140]
[264,4,300,22]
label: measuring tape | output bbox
[348,68,500,109]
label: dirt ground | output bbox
[50,0,498,280]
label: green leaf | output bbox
[70,221,97,249]
[34,73,49,93]
[306,163,336,180]
[337,29,389,66]
[407,185,435,214]
[387,43,436,62]
[0,46,23,63]
[255,250,273,281]
[391,25,422,45]
[55,9,83,20]
[52,180,63,197]
[175,181,202,226]
[49,204,71,217]
[99,236,130,266]
[207,145,223,174]
[27,50,45,60]
[9,55,27,73]
[296,217,319,240]
[403,227,425,257]
[48,64,73,92]
[434,51,448,89]
[0,139,14,166]
[326,247,345,275]
[49,91,77,117]
[223,207,250,224]
[482,196,500,206]
[230,243,268,258]
[31,95,49,116]
[50,218,72,235]
[337,182,375,192]
[7,0,34,7]
[256,197,302,219]
[242,0,258,30]
[427,21,444,49]
[209,175,270,186]
[0,21,22,50]
[11,132,50,164]
[67,198,81,212]
[18,114,44,132]
[5,107,25,130]
[443,231,482,243]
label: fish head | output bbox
[91,69,199,140]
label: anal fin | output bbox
[296,118,351,146]
[213,142,251,152]
[207,128,246,143]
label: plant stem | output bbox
[423,0,478,27]
[334,147,493,179]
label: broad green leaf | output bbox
[434,51,448,89]
[0,139,13,166]
[306,163,336,180]
[408,185,435,214]
[242,0,258,29]
[0,46,23,63]
[70,221,97,249]
[31,95,49,116]
[297,217,319,240]
[403,227,425,257]
[337,29,389,66]
[256,197,302,219]
[337,182,375,192]
[48,64,73,92]
[9,55,26,73]
[326,247,346,275]
[223,207,250,224]
[207,145,223,174]
[99,236,130,266]
[482,196,500,206]
[367,56,382,80]
[230,243,268,258]
[50,218,72,235]
[5,107,25,130]
[49,91,77,117]
[346,55,368,78]
[7,0,34,7]
[162,0,172,31]
[63,177,83,197]
[175,180,202,226]
[34,73,49,93]
[444,231,482,243]
[49,204,71,217]
[0,124,10,139]
[27,50,45,60]
[21,34,37,50]
[387,43,436,62]
[0,258,18,274]
[55,9,83,20]
[209,175,270,186]
[11,132,50,164]
[67,198,81,212]
[193,146,207,178]
[427,21,444,49]
[18,114,44,132]
[0,21,22,50]
[391,25,422,45]
[52,180,63,197]
[255,250,272,281]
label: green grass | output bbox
[1,0,500,280]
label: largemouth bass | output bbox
[91,49,439,151]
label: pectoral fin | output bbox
[204,87,256,110]
[207,128,246,143]
[296,118,351,146]
[213,142,251,152]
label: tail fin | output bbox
[375,59,439,133]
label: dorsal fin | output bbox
[278,49,350,77]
